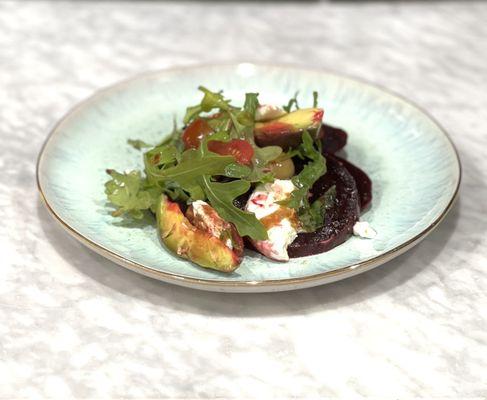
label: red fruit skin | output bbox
[312,109,324,123]
[207,139,254,165]
[182,119,213,149]
[253,108,324,149]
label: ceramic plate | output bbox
[37,63,460,292]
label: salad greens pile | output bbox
[105,87,328,240]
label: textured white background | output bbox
[1,1,487,398]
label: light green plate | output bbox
[37,64,461,292]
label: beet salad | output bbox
[104,87,375,272]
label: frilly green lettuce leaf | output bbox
[104,170,161,219]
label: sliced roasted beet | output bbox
[333,155,372,211]
[320,124,348,154]
[232,122,373,258]
[288,154,360,258]
[233,155,371,258]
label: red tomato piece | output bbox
[207,139,254,165]
[182,119,213,149]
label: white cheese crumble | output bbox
[255,104,287,122]
[353,221,377,239]
[191,200,208,213]
[246,179,296,219]
[245,179,299,261]
[190,200,233,249]
[260,219,298,261]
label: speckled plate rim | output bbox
[36,63,461,293]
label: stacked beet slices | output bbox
[289,125,372,257]
[236,124,373,258]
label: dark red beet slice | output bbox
[288,154,360,258]
[232,124,372,258]
[331,155,372,212]
[320,124,348,154]
[233,155,372,258]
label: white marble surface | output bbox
[1,0,486,398]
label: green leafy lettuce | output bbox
[104,169,161,219]
[279,131,328,231]
[105,87,325,239]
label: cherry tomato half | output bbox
[207,139,254,165]
[182,119,213,149]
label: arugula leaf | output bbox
[127,139,151,150]
[206,114,232,135]
[280,131,327,230]
[181,183,206,201]
[183,87,231,124]
[224,163,251,178]
[148,148,234,188]
[283,91,300,113]
[254,146,282,165]
[143,138,235,202]
[312,91,319,108]
[299,185,336,232]
[144,144,178,168]
[243,92,259,114]
[183,105,203,125]
[280,147,302,161]
[107,87,317,239]
[156,118,185,156]
[236,93,282,183]
[104,170,161,219]
[164,186,189,202]
[238,92,259,127]
[201,176,267,240]
[244,145,283,183]
[199,86,233,112]
[206,129,230,143]
[184,87,246,139]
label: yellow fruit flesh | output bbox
[156,196,240,273]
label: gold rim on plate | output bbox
[36,63,462,292]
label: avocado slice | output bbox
[254,108,324,148]
[156,195,242,272]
